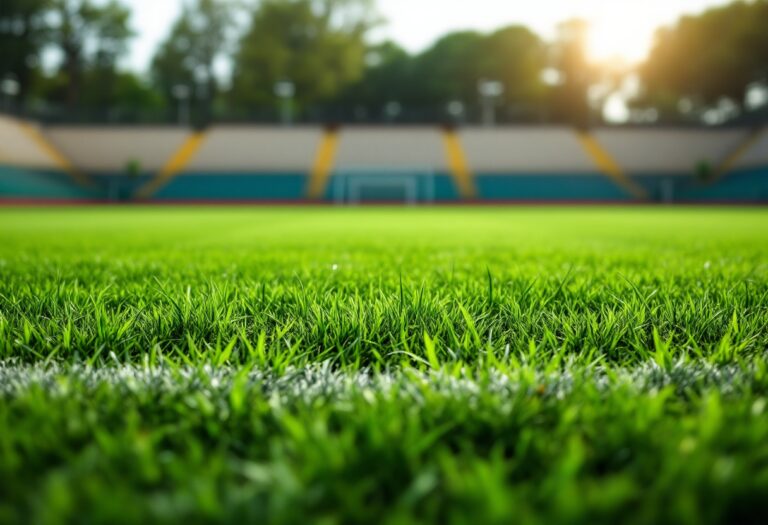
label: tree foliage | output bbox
[548,19,595,127]
[333,26,548,121]
[229,0,376,110]
[2,0,768,124]
[0,0,50,103]
[640,0,768,117]
[47,0,134,107]
[151,0,236,121]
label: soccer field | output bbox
[1,206,768,523]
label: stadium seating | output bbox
[45,126,191,200]
[460,127,632,201]
[154,126,321,201]
[0,116,99,200]
[0,114,766,203]
[592,128,762,202]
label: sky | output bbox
[127,0,733,73]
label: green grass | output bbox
[0,206,767,524]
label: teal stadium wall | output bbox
[156,126,321,201]
[592,128,768,202]
[44,126,191,200]
[0,115,766,203]
[0,116,99,200]
[460,127,631,201]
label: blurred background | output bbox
[2,0,768,125]
[1,0,767,203]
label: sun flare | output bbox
[586,19,655,64]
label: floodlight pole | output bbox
[481,99,494,127]
[478,79,504,127]
[281,97,293,126]
[172,85,191,126]
[1,77,20,113]
[274,80,295,126]
[447,100,465,124]
[384,101,401,123]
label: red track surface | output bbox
[1,198,766,206]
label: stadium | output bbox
[1,0,768,523]
[1,116,767,203]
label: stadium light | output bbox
[274,80,295,125]
[477,79,504,127]
[172,85,191,126]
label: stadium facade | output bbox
[1,115,766,203]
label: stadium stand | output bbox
[694,127,768,202]
[0,114,766,203]
[592,128,759,202]
[45,127,192,173]
[0,115,97,200]
[45,126,192,200]
[460,127,637,201]
[152,126,323,201]
[592,129,748,173]
[735,128,768,168]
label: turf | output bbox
[0,206,767,524]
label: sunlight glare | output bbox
[587,20,654,64]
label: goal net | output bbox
[331,167,436,205]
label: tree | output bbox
[230,0,377,114]
[151,0,236,123]
[549,19,595,127]
[332,41,414,119]
[638,0,768,120]
[345,26,547,123]
[85,1,134,110]
[0,0,49,106]
[412,31,486,109]
[47,0,134,108]
[477,26,548,119]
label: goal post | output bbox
[332,167,436,205]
